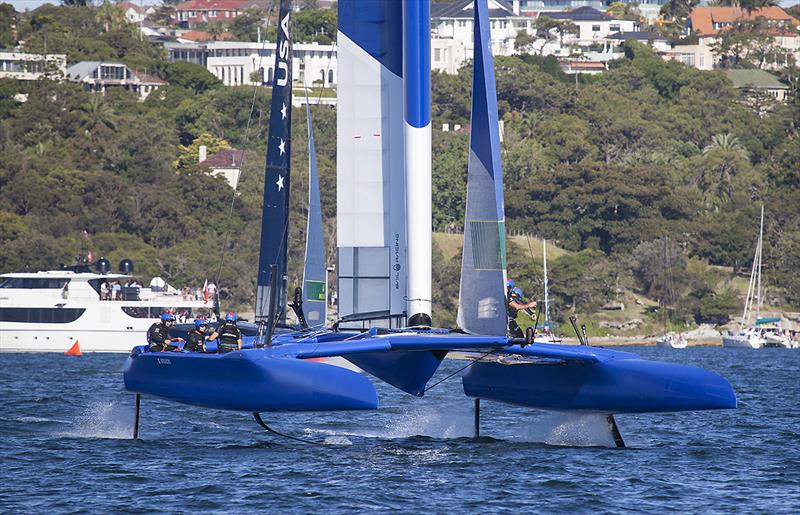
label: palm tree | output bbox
[95,0,125,33]
[81,95,116,140]
[703,132,750,160]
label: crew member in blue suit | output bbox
[147,313,181,352]
[185,319,212,352]
[507,280,536,338]
[209,312,242,353]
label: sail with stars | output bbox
[255,0,293,321]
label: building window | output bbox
[434,48,441,61]
[610,24,620,32]
[328,69,333,84]
[592,25,601,32]
[189,10,196,17]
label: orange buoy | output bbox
[65,341,82,356]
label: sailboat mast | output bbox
[756,204,764,319]
[543,239,550,324]
[403,0,432,327]
[255,0,293,321]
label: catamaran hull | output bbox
[124,347,378,412]
[462,358,736,414]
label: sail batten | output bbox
[255,0,293,321]
[456,0,508,336]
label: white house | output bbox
[118,2,155,24]
[545,7,638,48]
[165,40,337,88]
[66,62,167,101]
[199,146,243,189]
[0,52,66,81]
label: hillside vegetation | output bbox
[1,5,799,329]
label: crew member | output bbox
[209,312,242,353]
[507,279,537,338]
[147,313,181,352]
[185,319,212,352]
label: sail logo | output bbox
[393,233,401,289]
[275,10,291,87]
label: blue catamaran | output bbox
[123,0,736,446]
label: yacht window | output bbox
[122,307,150,318]
[149,307,169,318]
[88,279,104,295]
[0,307,85,323]
[0,278,69,289]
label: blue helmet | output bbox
[194,319,208,329]
[225,312,237,322]
[512,287,524,298]
[161,312,175,322]
[506,279,515,288]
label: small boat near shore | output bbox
[656,333,687,349]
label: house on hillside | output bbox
[0,52,66,81]
[662,45,715,70]
[172,0,247,29]
[725,69,790,104]
[686,6,800,70]
[431,0,528,73]
[545,7,638,48]
[119,2,155,24]
[164,40,337,88]
[66,62,167,101]
[199,146,244,189]
[607,31,671,53]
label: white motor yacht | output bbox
[0,263,214,353]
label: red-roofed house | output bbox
[688,6,799,37]
[199,146,244,189]
[680,6,800,70]
[173,0,248,28]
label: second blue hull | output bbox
[462,357,737,413]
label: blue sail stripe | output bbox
[338,0,403,78]
[403,0,431,128]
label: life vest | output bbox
[147,323,170,345]
[217,321,240,345]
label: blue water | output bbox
[1,347,798,513]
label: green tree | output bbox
[174,133,232,171]
[163,61,223,93]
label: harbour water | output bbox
[1,347,798,512]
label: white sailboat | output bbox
[722,206,798,349]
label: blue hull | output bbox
[124,346,378,412]
[462,356,737,413]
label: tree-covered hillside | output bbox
[1,5,798,328]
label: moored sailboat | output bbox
[722,206,798,349]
